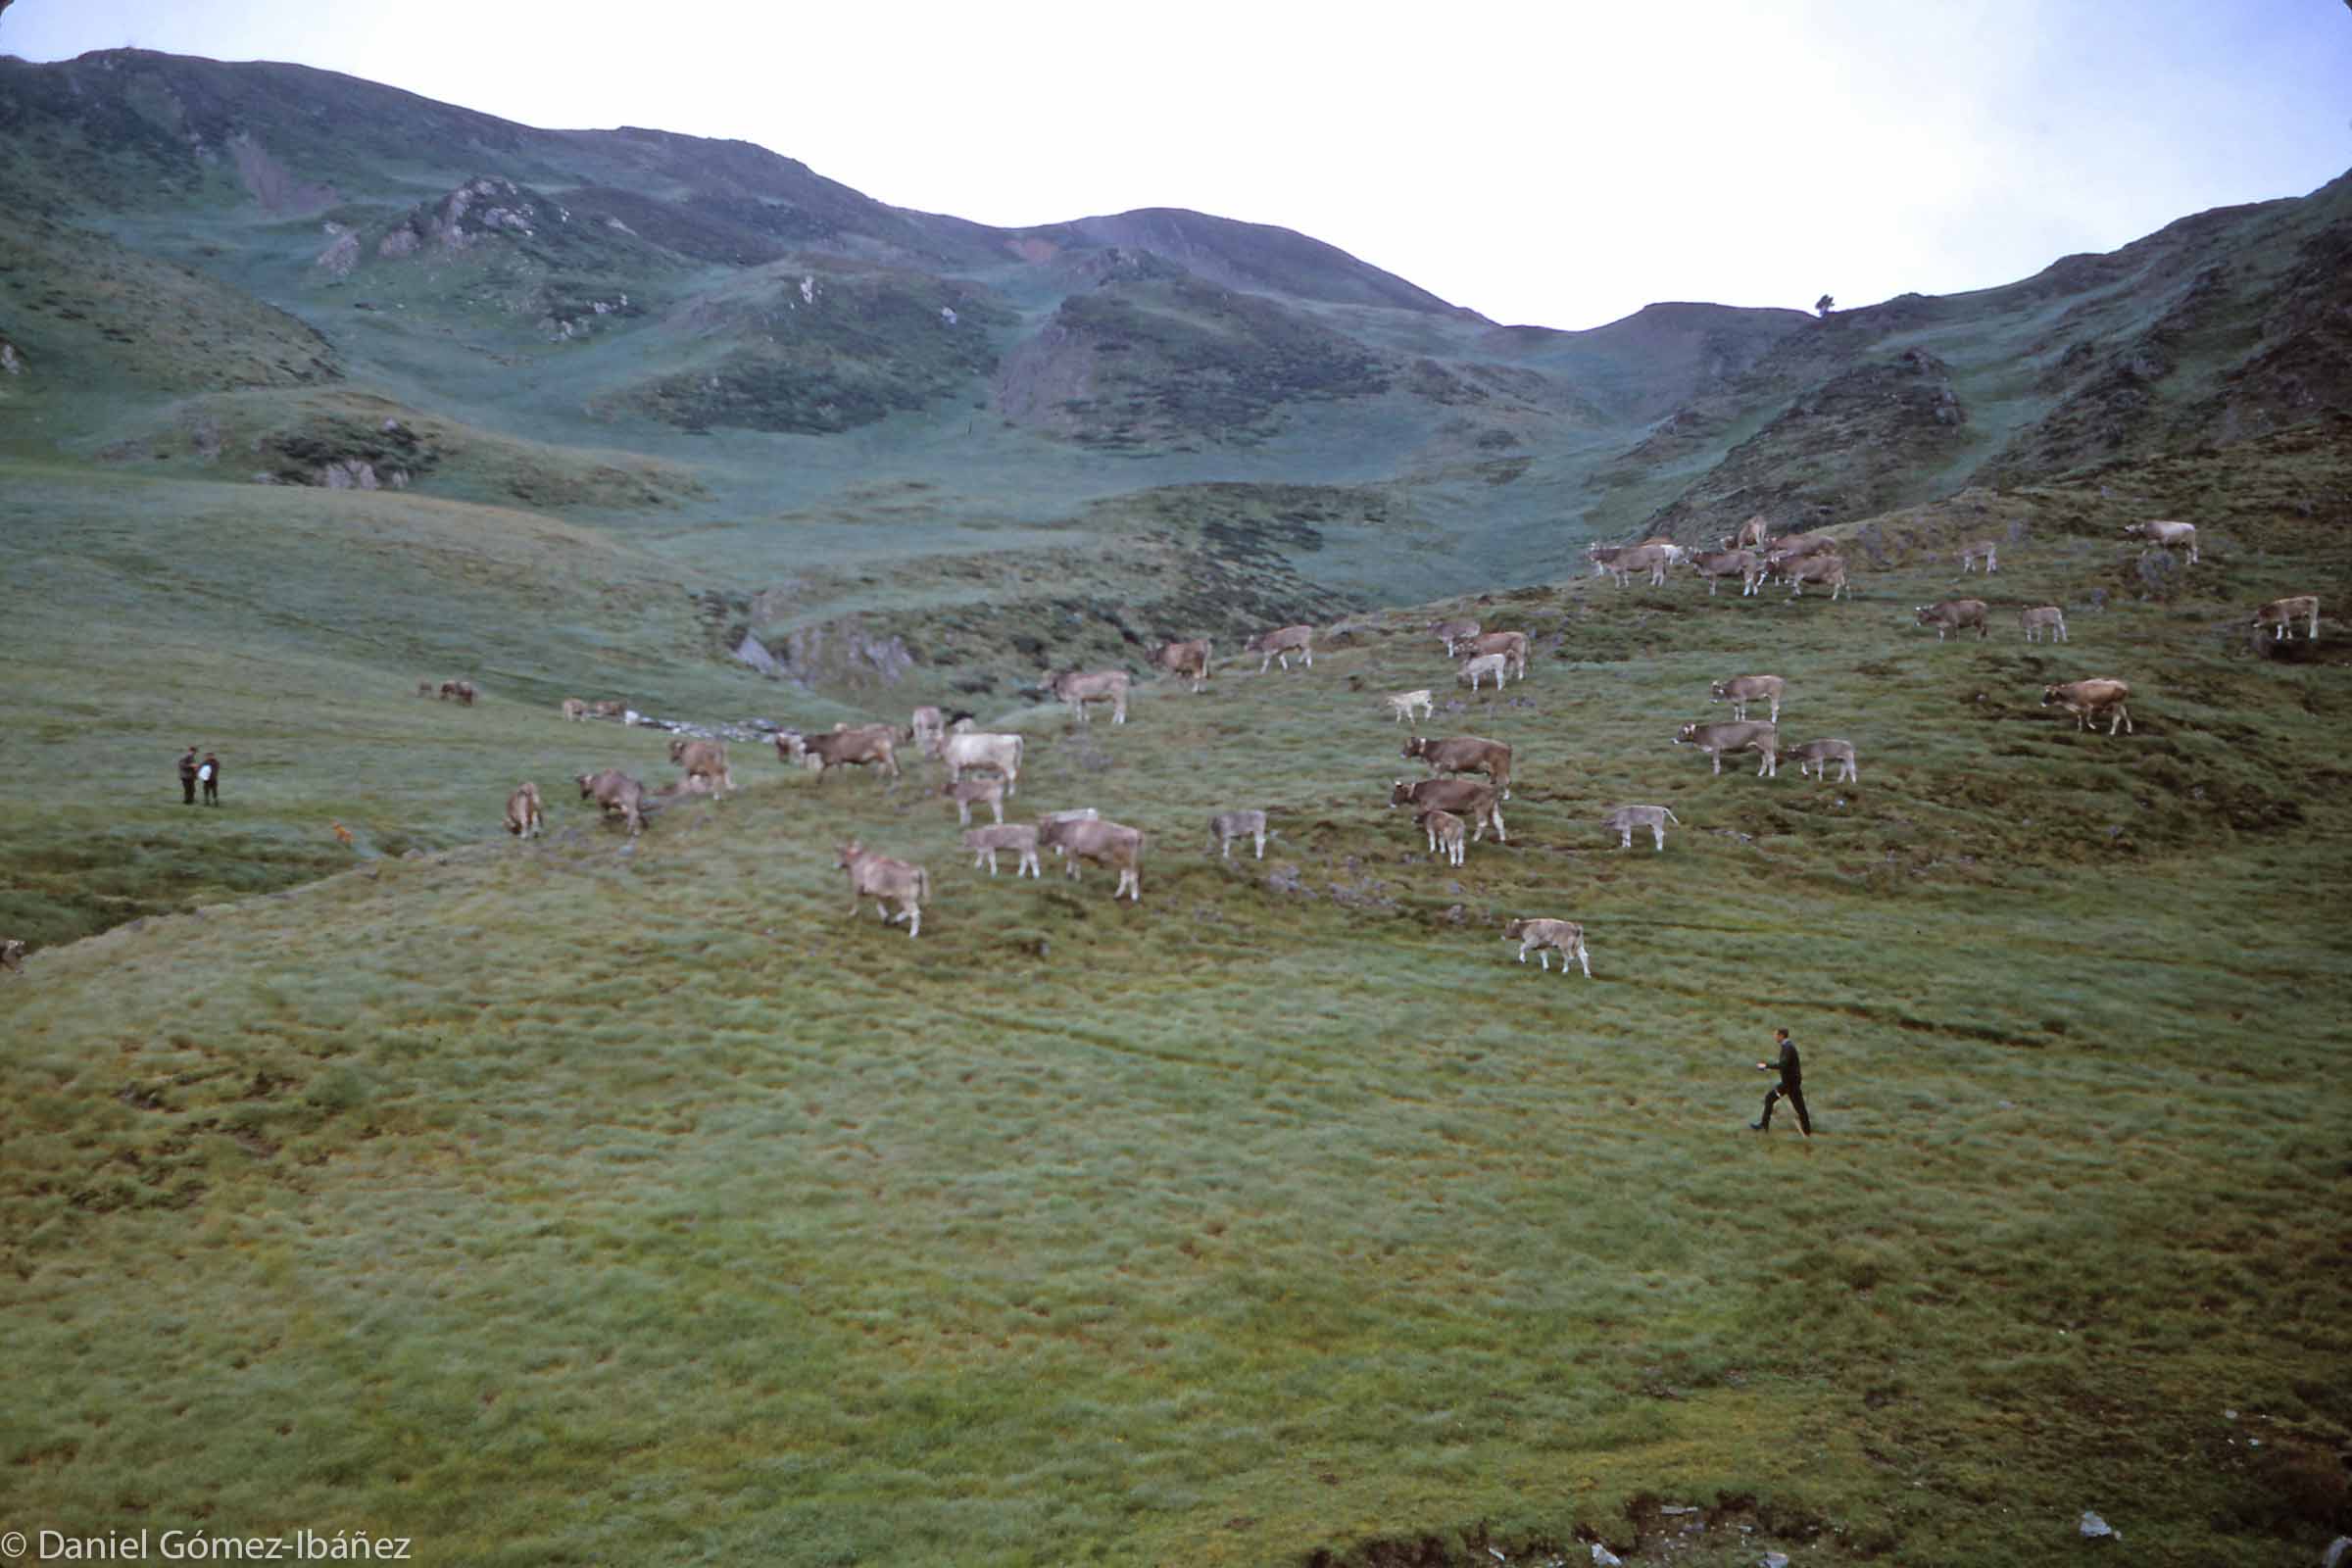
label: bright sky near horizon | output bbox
[6,1,2349,330]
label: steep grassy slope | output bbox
[4,432,2349,1566]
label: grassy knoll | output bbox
[4,435,2349,1564]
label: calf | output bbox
[908,705,946,756]
[1429,618,1481,656]
[836,839,928,938]
[2124,518,2199,564]
[1247,623,1314,672]
[2252,595,2320,642]
[931,730,1024,796]
[1782,738,1858,783]
[1152,639,1213,693]
[1710,674,1785,723]
[1502,917,1590,977]
[1675,720,1780,776]
[561,698,588,721]
[505,781,543,839]
[2041,679,2133,735]
[940,775,1006,826]
[1208,808,1269,860]
[1052,668,1131,724]
[1600,804,1679,851]
[1,937,25,975]
[803,726,901,783]
[1784,555,1850,599]
[575,768,647,836]
[591,699,625,719]
[1689,548,1763,597]
[1460,630,1528,681]
[962,823,1041,878]
[1957,539,1998,573]
[1039,815,1146,901]
[2020,605,2068,643]
[1386,687,1435,724]
[1415,808,1467,866]
[1389,777,1505,842]
[1403,734,1513,798]
[1914,599,1989,641]
[667,737,735,794]
[1458,653,1509,692]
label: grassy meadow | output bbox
[5,431,2351,1566]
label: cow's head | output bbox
[1401,737,1427,759]
[1388,780,1417,808]
[1501,919,1529,941]
[1674,724,1698,744]
[835,840,863,868]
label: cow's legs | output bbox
[1252,829,1266,859]
[1711,751,1724,774]
[1651,825,1666,851]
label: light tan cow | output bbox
[1052,668,1131,724]
[940,775,1005,826]
[1710,674,1785,722]
[908,705,947,756]
[1,937,25,975]
[1460,629,1529,680]
[667,737,735,794]
[1784,555,1850,599]
[963,823,1041,878]
[2041,679,2133,735]
[1389,778,1505,841]
[591,700,625,719]
[561,698,588,721]
[1386,687,1435,724]
[836,840,929,938]
[1914,599,1989,640]
[1730,514,1771,551]
[1429,618,1481,656]
[2253,595,2320,642]
[2125,518,2199,564]
[1587,544,1628,579]
[1248,623,1315,672]
[1039,815,1146,901]
[931,730,1024,796]
[1782,739,1858,782]
[1639,537,1690,565]
[1415,808,1467,866]
[1458,653,1509,692]
[803,726,901,783]
[575,768,647,835]
[1403,734,1512,798]
[1675,720,1780,776]
[1601,805,1679,851]
[1502,917,1590,977]
[1690,548,1763,597]
[1958,539,1998,573]
[505,781,543,839]
[1602,543,1674,587]
[1152,639,1214,693]
[1209,808,1269,860]
[2020,606,2069,642]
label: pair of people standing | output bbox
[177,746,220,807]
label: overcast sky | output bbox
[7,1,2349,329]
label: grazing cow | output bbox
[1690,549,1764,597]
[1587,544,1628,579]
[438,679,477,706]
[1766,532,1838,563]
[1038,807,1099,824]
[932,730,1024,796]
[1502,917,1590,977]
[1458,652,1509,692]
[2041,679,2133,735]
[575,768,647,835]
[1602,543,1674,587]
[0,937,24,975]
[1710,675,1785,723]
[561,698,588,721]
[2020,606,2069,643]
[1914,599,1989,641]
[1038,815,1146,901]
[1052,668,1131,724]
[1247,623,1315,672]
[1389,777,1505,842]
[1784,555,1850,599]
[1601,804,1680,851]
[1152,639,1213,693]
[2252,595,2320,642]
[940,775,1006,826]
[1403,734,1513,799]
[591,700,625,719]
[1782,738,1858,783]
[1460,629,1529,681]
[1415,807,1467,866]
[908,706,946,756]
[801,726,901,783]
[1958,539,1998,572]
[1209,808,1269,860]
[1675,720,1780,776]
[1429,618,1482,656]
[836,840,928,938]
[667,737,735,794]
[505,781,543,838]
[962,823,1041,878]
[1386,687,1435,724]
[2125,518,2199,564]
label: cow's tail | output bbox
[918,867,932,906]
[1664,808,1682,824]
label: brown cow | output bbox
[1052,668,1131,724]
[667,737,735,794]
[1389,777,1505,842]
[836,840,929,938]
[963,823,1041,878]
[2041,679,2133,735]
[1601,543,1674,587]
[2124,518,2199,564]
[1403,734,1513,799]
[1209,809,1269,860]
[1601,804,1680,851]
[1781,738,1858,782]
[0,937,25,975]
[1459,629,1528,681]
[940,775,1005,826]
[438,679,477,706]
[505,781,544,838]
[2253,595,2320,642]
[2020,606,2069,643]
[1415,807,1467,866]
[1587,544,1628,579]
[1957,539,1998,573]
[1710,675,1785,723]
[1502,917,1590,977]
[803,726,901,783]
[1429,618,1481,656]
[561,698,588,721]
[575,769,646,835]
[1914,599,1989,640]
[1247,624,1315,672]
[1038,815,1146,901]
[1689,549,1763,597]
[1675,720,1779,776]
[1152,639,1214,692]
[1784,555,1850,599]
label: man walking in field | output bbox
[199,751,221,807]
[178,745,200,805]
[1752,1027,1812,1137]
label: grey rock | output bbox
[1758,1554,1788,1568]
[2080,1510,2118,1541]
[734,633,783,677]
[2320,1535,2349,1568]
[1591,1545,1621,1567]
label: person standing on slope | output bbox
[1752,1027,1812,1137]
[178,745,200,806]
[199,751,221,807]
